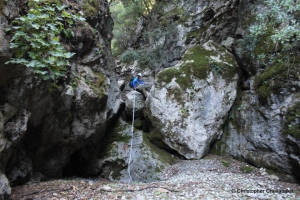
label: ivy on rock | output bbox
[6,0,86,80]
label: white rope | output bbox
[127,92,135,183]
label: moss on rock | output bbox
[254,56,300,100]
[221,160,230,167]
[143,133,177,165]
[82,0,99,18]
[253,26,277,56]
[283,102,300,140]
[134,119,143,129]
[89,72,107,98]
[257,84,272,100]
[110,159,125,180]
[147,128,172,151]
[158,43,237,91]
[210,140,228,155]
[240,165,253,173]
[254,63,286,88]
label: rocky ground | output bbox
[10,154,300,200]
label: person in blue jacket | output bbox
[132,73,145,90]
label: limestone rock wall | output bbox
[0,1,300,198]
[209,0,300,182]
[118,0,300,181]
[0,0,121,197]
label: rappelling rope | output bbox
[127,91,136,183]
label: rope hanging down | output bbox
[127,92,136,183]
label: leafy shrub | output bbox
[110,0,153,56]
[120,50,139,63]
[247,0,300,66]
[6,0,85,80]
[120,45,167,75]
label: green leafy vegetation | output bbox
[6,0,85,80]
[241,0,300,100]
[120,45,167,72]
[110,0,184,75]
[180,107,189,117]
[110,0,155,56]
[110,1,193,84]
[247,0,300,63]
[244,0,300,66]
[120,50,140,63]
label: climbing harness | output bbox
[127,91,136,183]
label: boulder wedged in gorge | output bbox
[144,41,239,159]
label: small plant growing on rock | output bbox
[237,105,244,111]
[221,160,230,167]
[210,63,224,76]
[180,107,189,117]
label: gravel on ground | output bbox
[10,154,300,200]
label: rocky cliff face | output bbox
[211,83,300,182]
[1,0,300,198]
[0,0,122,198]
[120,0,241,158]
[209,0,300,182]
[117,0,300,182]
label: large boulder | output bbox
[125,91,145,119]
[85,119,176,182]
[144,41,239,159]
